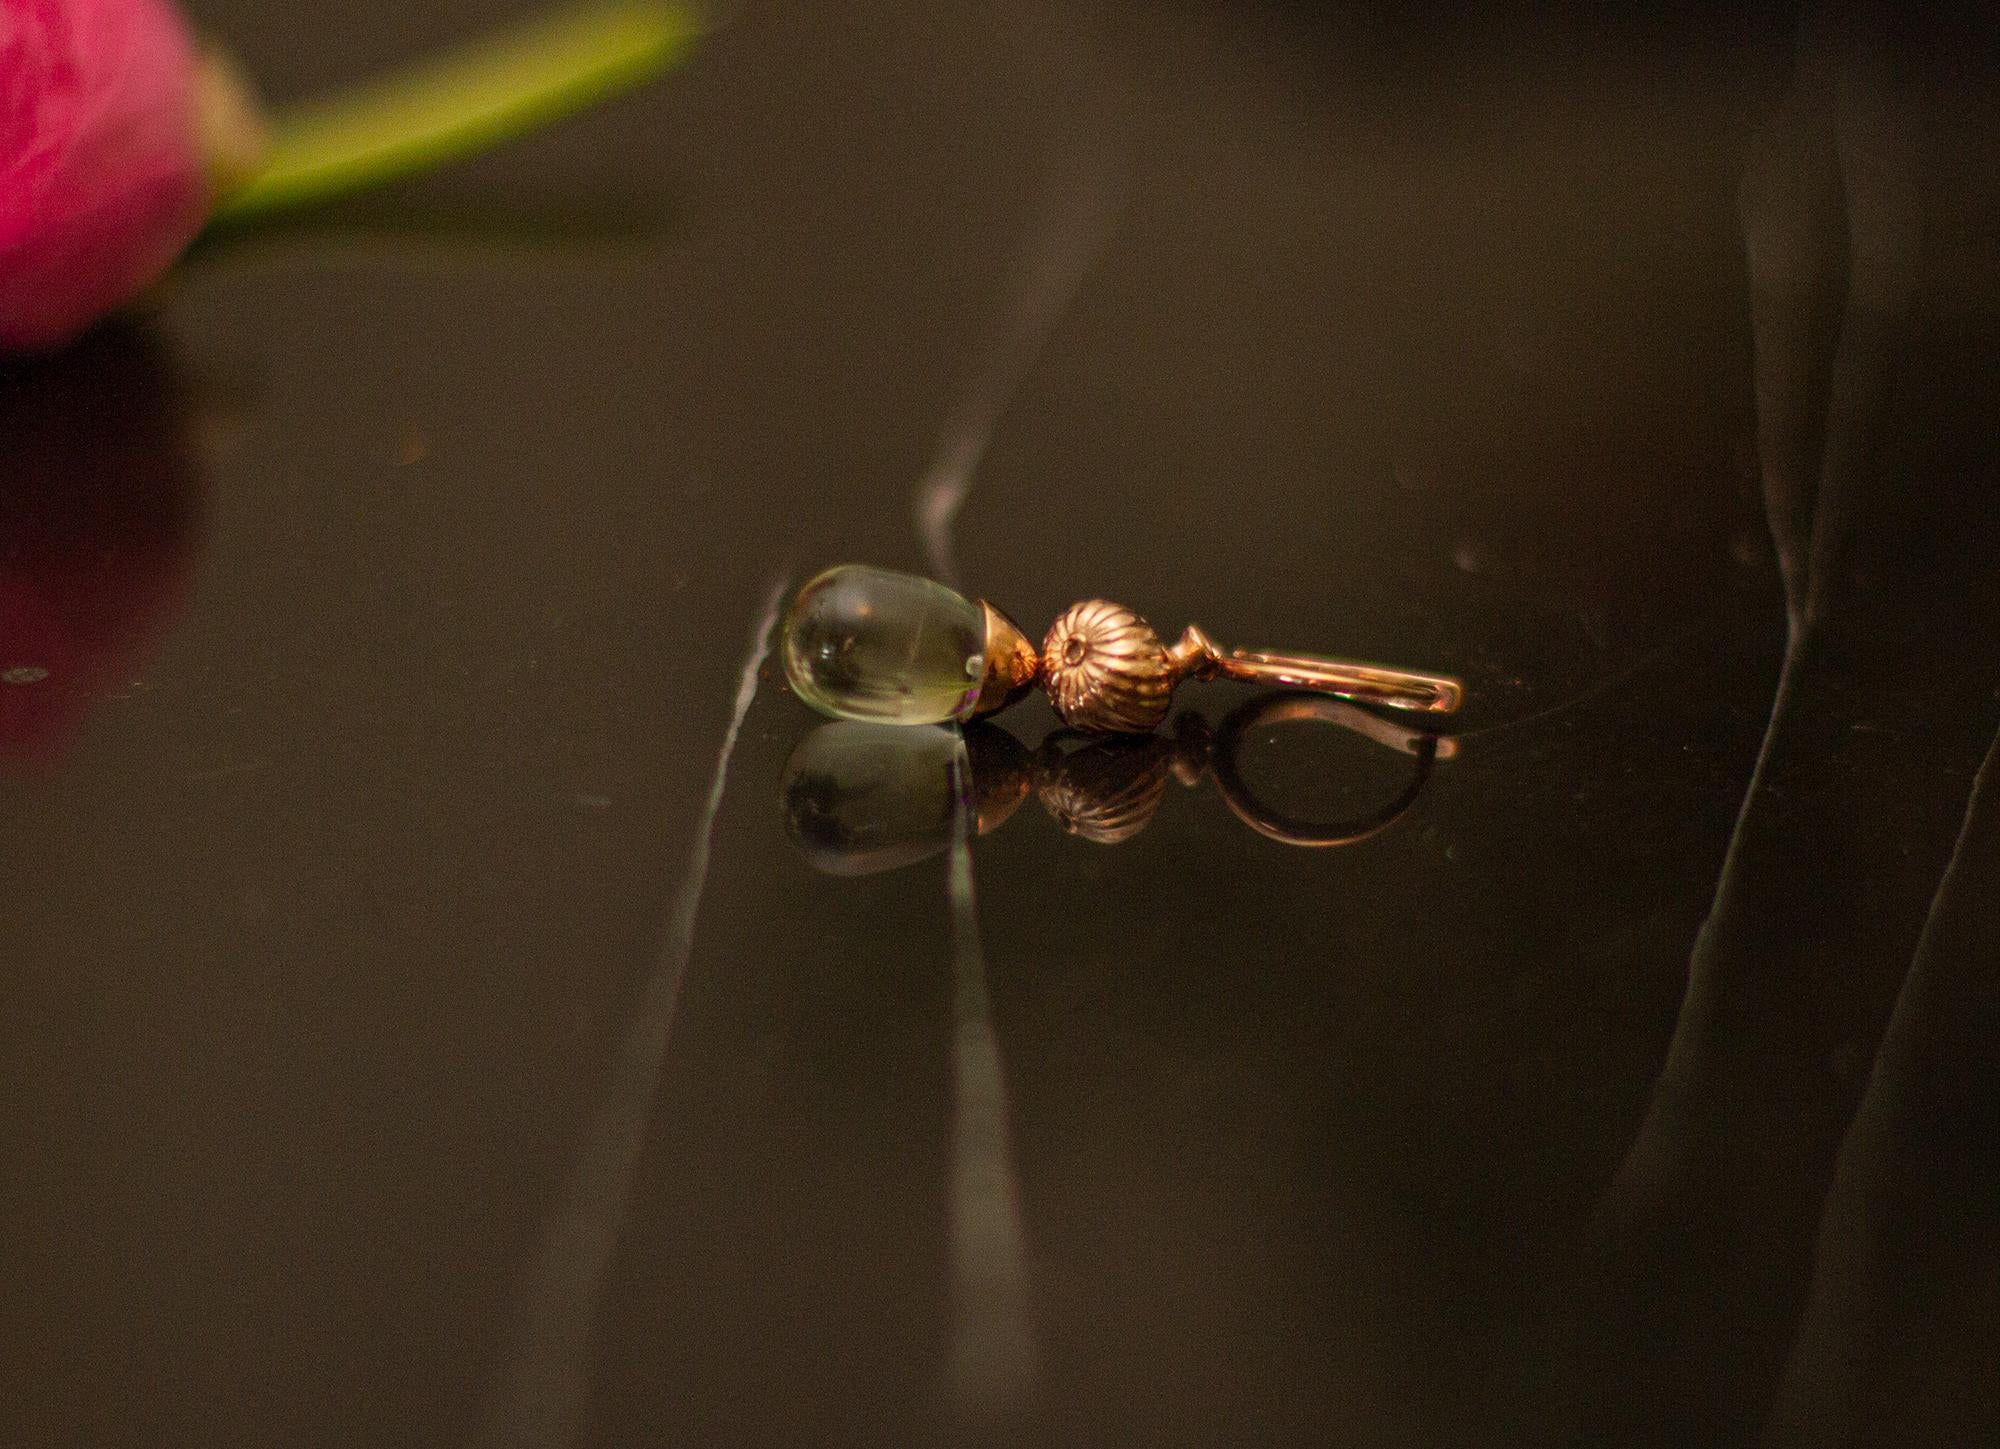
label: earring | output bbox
[782,565,1464,735]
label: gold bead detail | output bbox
[1041,600,1176,733]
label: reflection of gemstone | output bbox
[782,565,988,726]
[781,722,963,876]
[781,721,1032,876]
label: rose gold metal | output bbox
[1170,625,1463,715]
[1034,735,1177,844]
[1209,693,1443,847]
[961,725,1034,835]
[970,601,1041,718]
[1224,693,1460,762]
[1041,600,1177,732]
[1211,650,1462,713]
[1029,599,1463,733]
[1021,689,1452,846]
[960,579,1463,734]
[972,768,1032,835]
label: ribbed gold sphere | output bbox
[1041,599,1175,732]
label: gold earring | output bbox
[783,564,1463,735]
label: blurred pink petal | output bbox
[0,0,207,352]
[0,331,202,766]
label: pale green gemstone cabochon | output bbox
[782,566,989,725]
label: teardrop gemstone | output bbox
[782,565,989,725]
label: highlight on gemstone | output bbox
[782,565,988,725]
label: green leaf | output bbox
[210,2,703,225]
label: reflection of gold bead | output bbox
[1035,736,1174,844]
[1041,600,1175,733]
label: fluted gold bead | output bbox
[1040,599,1177,733]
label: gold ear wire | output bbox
[1033,598,1462,733]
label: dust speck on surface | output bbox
[2,666,50,685]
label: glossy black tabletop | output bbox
[4,3,1998,1446]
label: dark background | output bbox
[3,2,1996,1445]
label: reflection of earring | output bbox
[1032,728,1192,845]
[780,694,1454,874]
[780,721,1036,877]
[783,565,1464,735]
[1209,694,1446,847]
[1037,695,1449,847]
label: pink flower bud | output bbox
[1,0,209,352]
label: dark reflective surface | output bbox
[4,2,1997,1446]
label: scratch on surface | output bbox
[914,110,1114,1425]
[914,129,1123,589]
[479,571,790,1449]
[944,744,1039,1418]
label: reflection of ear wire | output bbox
[1023,691,1449,847]
[786,688,1458,873]
[1209,695,1441,848]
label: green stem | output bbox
[209,2,703,226]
